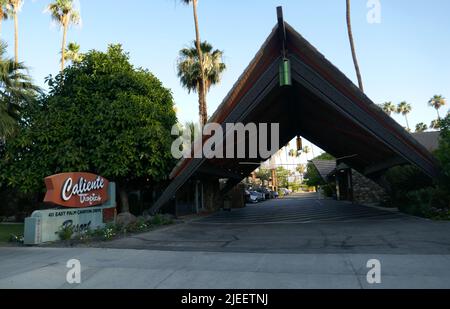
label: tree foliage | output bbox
[275,166,290,188]
[436,114,450,191]
[0,41,39,137]
[0,44,177,195]
[255,168,271,183]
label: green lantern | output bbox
[279,58,292,87]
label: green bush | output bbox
[385,165,432,195]
[321,184,335,198]
[8,234,24,244]
[57,225,74,241]
[436,116,450,186]
[401,188,434,217]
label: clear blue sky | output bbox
[2,0,449,129]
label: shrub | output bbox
[151,214,163,226]
[401,188,434,217]
[321,184,335,198]
[150,214,173,226]
[8,234,24,244]
[57,225,74,241]
[436,115,450,191]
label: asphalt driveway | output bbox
[98,193,450,255]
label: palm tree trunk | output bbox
[61,21,68,72]
[346,0,364,92]
[405,115,410,131]
[14,10,18,64]
[437,109,441,120]
[192,0,207,126]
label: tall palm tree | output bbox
[302,146,311,161]
[428,95,446,120]
[46,0,80,72]
[296,164,306,175]
[415,123,428,133]
[181,0,207,126]
[0,41,39,137]
[177,41,226,124]
[0,0,11,40]
[63,42,83,65]
[346,0,364,92]
[379,101,396,116]
[8,0,22,64]
[397,101,412,131]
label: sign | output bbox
[24,183,116,245]
[44,173,110,208]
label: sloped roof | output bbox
[151,11,440,212]
[412,131,440,153]
[310,160,336,181]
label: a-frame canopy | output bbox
[151,16,439,212]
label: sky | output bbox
[1,0,449,165]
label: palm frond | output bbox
[177,40,226,94]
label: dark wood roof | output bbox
[151,19,440,212]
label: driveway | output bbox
[99,193,450,255]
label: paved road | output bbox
[1,247,450,289]
[1,193,450,288]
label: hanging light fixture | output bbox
[296,136,303,152]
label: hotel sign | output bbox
[44,173,110,208]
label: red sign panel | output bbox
[44,173,110,208]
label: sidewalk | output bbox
[1,247,449,289]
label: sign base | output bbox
[24,183,117,245]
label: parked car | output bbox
[262,187,272,199]
[256,187,271,200]
[252,189,265,201]
[280,188,290,196]
[245,190,259,203]
[250,191,264,202]
[270,190,279,199]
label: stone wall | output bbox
[352,170,388,205]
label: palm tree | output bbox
[397,101,412,131]
[0,41,39,137]
[8,0,22,64]
[296,164,306,175]
[346,0,364,91]
[430,119,441,130]
[181,0,207,127]
[415,123,428,133]
[379,101,396,116]
[46,0,81,72]
[63,42,83,65]
[177,41,226,124]
[0,0,11,40]
[303,146,311,161]
[288,149,296,157]
[428,95,446,120]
